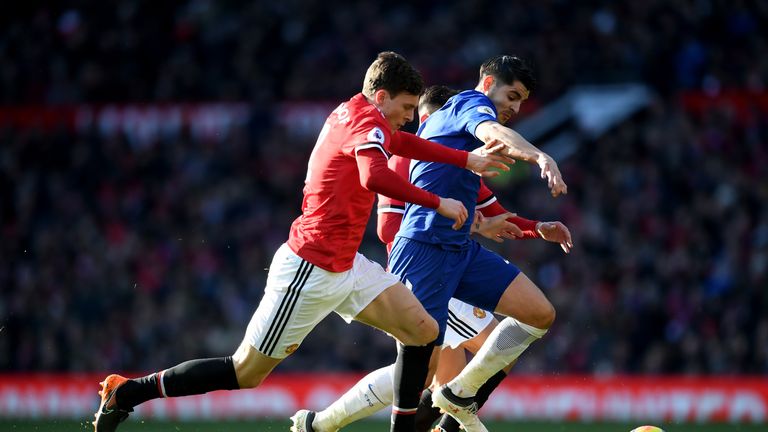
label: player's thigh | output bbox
[495,272,555,329]
[354,280,438,345]
[387,237,465,345]
[453,241,520,313]
[443,298,495,351]
[432,346,467,389]
[243,244,350,359]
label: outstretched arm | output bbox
[393,132,514,178]
[474,179,572,251]
[475,121,568,197]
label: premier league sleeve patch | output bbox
[476,106,496,118]
[356,126,390,159]
[366,127,386,144]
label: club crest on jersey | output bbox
[477,106,496,118]
[473,308,487,319]
[367,127,385,144]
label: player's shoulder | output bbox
[446,90,495,120]
[345,93,388,128]
[456,90,494,108]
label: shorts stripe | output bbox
[447,320,474,340]
[447,309,478,340]
[272,262,314,354]
[260,260,314,356]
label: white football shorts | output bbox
[443,298,495,349]
[245,243,399,358]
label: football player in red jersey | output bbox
[292,86,572,432]
[92,52,515,432]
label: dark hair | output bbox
[362,51,424,98]
[419,85,460,115]
[479,55,536,93]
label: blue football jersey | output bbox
[397,90,498,248]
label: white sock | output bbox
[314,365,394,431]
[448,317,547,397]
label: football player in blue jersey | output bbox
[388,55,570,432]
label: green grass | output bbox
[2,419,766,432]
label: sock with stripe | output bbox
[414,387,442,432]
[391,341,435,432]
[314,365,394,431]
[436,369,507,432]
[115,356,240,410]
[448,317,546,398]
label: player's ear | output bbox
[373,89,389,105]
[482,75,495,93]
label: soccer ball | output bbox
[629,427,664,432]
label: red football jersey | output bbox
[287,93,398,272]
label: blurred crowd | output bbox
[1,0,767,374]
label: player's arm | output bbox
[376,206,403,245]
[356,148,468,229]
[475,180,573,251]
[476,180,539,239]
[392,132,513,178]
[475,121,568,196]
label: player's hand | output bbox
[437,197,468,230]
[536,153,568,197]
[479,138,512,156]
[536,221,573,253]
[467,147,515,178]
[472,212,523,242]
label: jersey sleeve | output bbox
[377,211,403,246]
[377,155,410,212]
[345,116,393,160]
[356,148,441,209]
[456,94,498,139]
[388,132,468,167]
[475,180,500,214]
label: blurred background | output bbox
[1,0,767,430]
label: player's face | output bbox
[485,78,529,125]
[377,91,419,131]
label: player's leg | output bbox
[375,238,459,432]
[432,242,534,432]
[438,245,553,420]
[354,280,438,346]
[290,251,439,432]
[306,299,499,432]
[353,280,440,432]
[309,348,441,432]
[311,365,395,432]
[433,319,515,432]
[94,244,342,432]
[418,299,505,432]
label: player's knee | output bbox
[236,371,267,389]
[534,302,556,330]
[233,359,270,389]
[404,314,438,346]
[231,344,275,389]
